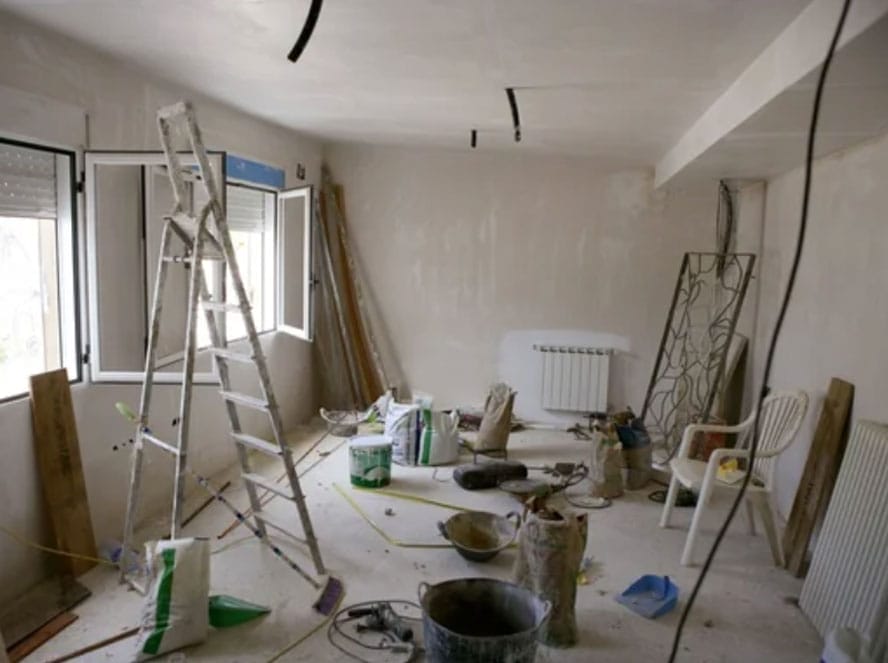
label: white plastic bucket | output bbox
[349,435,392,488]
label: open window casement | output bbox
[277,185,314,341]
[84,151,225,383]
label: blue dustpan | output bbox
[615,574,678,619]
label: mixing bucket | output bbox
[418,577,551,663]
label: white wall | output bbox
[324,143,720,419]
[0,12,319,604]
[753,129,888,519]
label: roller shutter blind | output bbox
[226,184,266,232]
[0,143,57,219]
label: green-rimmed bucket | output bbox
[349,435,392,488]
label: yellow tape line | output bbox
[351,485,469,511]
[333,483,452,549]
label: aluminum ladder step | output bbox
[210,348,255,364]
[253,511,307,544]
[242,472,295,500]
[220,391,268,410]
[141,431,180,456]
[232,432,282,456]
[202,301,244,313]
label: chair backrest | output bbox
[740,390,808,488]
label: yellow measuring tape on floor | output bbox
[333,483,454,549]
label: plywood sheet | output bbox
[28,368,97,577]
[783,377,854,577]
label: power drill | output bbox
[348,602,413,642]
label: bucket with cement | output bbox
[418,577,551,663]
[348,435,392,488]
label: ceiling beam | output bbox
[655,0,888,187]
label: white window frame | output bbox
[0,138,80,403]
[276,185,314,341]
[84,150,225,384]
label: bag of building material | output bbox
[418,409,460,465]
[134,538,210,660]
[385,402,421,466]
[474,383,517,453]
[513,509,588,647]
[617,417,652,490]
[589,432,623,498]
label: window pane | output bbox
[0,216,61,398]
[225,184,275,341]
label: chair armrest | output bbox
[709,447,779,465]
[675,413,756,459]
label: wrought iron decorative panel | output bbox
[641,252,755,461]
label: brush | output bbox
[115,401,344,616]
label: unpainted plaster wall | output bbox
[0,12,320,605]
[753,128,888,519]
[323,143,720,418]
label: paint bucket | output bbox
[348,435,392,488]
[418,577,551,663]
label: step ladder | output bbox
[119,101,325,590]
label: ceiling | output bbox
[0,0,812,166]
[671,12,888,181]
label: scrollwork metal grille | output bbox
[641,252,755,462]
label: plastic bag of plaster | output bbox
[134,538,210,660]
[418,409,460,466]
[385,402,421,466]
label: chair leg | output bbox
[659,476,680,528]
[745,498,756,536]
[753,492,784,566]
[681,479,715,567]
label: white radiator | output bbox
[535,345,611,413]
[799,420,888,643]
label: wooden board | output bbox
[783,378,854,577]
[28,369,97,577]
[0,577,89,650]
[7,612,77,663]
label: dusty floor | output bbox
[24,425,823,662]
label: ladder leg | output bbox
[121,221,173,585]
[119,437,146,585]
[216,204,326,575]
[196,264,269,539]
[170,215,208,538]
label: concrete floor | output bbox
[24,425,823,662]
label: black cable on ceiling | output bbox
[471,129,477,149]
[667,0,852,659]
[506,87,521,142]
[287,0,323,63]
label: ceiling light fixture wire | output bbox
[287,0,323,63]
[506,87,521,142]
[667,0,852,659]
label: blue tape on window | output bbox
[226,154,285,189]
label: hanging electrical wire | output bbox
[287,0,323,63]
[667,0,853,659]
[506,87,521,142]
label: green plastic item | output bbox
[209,595,271,628]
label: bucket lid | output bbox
[350,434,392,449]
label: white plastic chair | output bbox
[659,390,808,566]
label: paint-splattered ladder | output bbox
[119,101,325,592]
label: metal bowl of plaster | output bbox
[437,510,521,562]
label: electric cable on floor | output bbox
[667,0,852,659]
